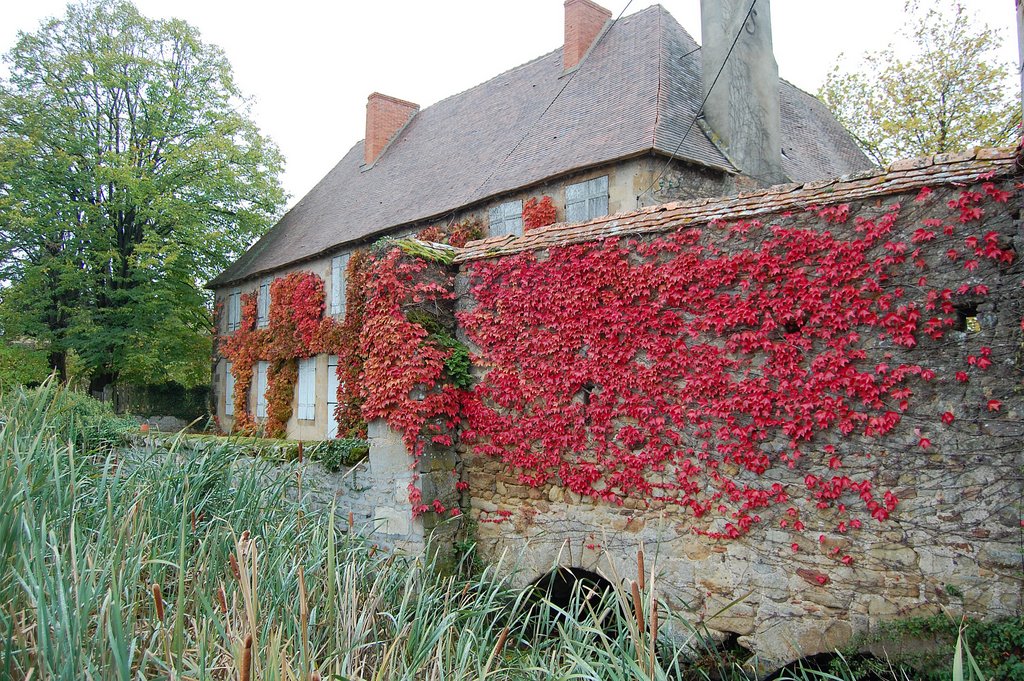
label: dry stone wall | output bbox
[449,155,1023,668]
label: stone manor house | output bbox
[208,0,872,437]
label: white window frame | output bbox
[297,357,317,421]
[331,254,350,317]
[327,354,340,439]
[226,288,241,332]
[489,199,523,237]
[565,175,609,224]
[257,276,272,328]
[224,362,235,416]
[255,361,269,419]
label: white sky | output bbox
[1,1,1019,208]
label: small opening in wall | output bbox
[580,381,597,406]
[954,303,980,333]
[521,567,616,638]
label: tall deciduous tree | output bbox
[819,0,1020,166]
[0,0,285,392]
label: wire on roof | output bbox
[470,0,636,201]
[637,0,759,203]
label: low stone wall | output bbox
[448,154,1024,669]
[464,445,1021,666]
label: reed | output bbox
[0,383,996,681]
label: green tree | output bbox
[819,0,1020,166]
[0,0,285,392]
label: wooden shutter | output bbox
[255,361,269,418]
[331,254,349,317]
[224,362,235,416]
[326,355,340,439]
[298,357,316,420]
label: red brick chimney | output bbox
[564,0,611,71]
[364,92,419,166]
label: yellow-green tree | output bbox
[820,0,1020,166]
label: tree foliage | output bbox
[0,0,285,390]
[819,0,1020,166]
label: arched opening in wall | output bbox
[520,567,617,639]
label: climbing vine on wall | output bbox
[360,244,465,516]
[417,217,484,248]
[222,272,328,437]
[458,178,1018,543]
[523,196,557,231]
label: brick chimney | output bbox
[364,92,419,166]
[564,0,611,71]
[700,0,786,185]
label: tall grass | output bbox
[0,383,1002,680]
[0,383,735,680]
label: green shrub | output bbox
[313,437,369,471]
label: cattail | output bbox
[649,602,659,671]
[631,581,644,628]
[460,582,471,598]
[297,440,304,463]
[152,583,165,620]
[348,511,354,529]
[637,547,646,591]
[217,584,228,614]
[229,553,241,580]
[311,673,321,681]
[240,530,250,546]
[240,634,253,681]
[493,626,510,657]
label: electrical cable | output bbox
[637,0,759,203]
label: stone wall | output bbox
[449,157,1024,669]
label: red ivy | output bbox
[523,196,557,231]
[458,182,1015,541]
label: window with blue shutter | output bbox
[331,254,350,317]
[489,200,524,237]
[227,288,241,331]
[257,277,271,328]
[224,362,235,416]
[255,361,269,418]
[298,357,316,420]
[327,354,340,439]
[565,176,609,223]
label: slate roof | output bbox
[454,147,1020,263]
[209,4,872,288]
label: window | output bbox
[297,357,317,421]
[331,254,350,317]
[224,362,235,416]
[565,175,609,223]
[327,354,340,439]
[255,361,269,418]
[226,288,241,332]
[489,199,523,237]
[257,276,272,328]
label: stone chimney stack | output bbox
[564,0,611,71]
[364,92,419,166]
[700,0,786,185]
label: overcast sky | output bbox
[1,1,1019,208]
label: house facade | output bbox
[208,0,871,439]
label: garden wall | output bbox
[445,148,1023,668]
